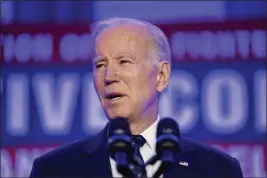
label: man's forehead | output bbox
[95,25,151,46]
[93,24,152,56]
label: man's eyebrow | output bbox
[92,56,106,66]
[93,56,106,62]
[113,53,136,60]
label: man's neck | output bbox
[129,112,158,135]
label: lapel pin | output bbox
[179,161,189,167]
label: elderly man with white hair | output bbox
[30,17,243,178]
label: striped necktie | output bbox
[130,135,147,178]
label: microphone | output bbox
[146,117,181,178]
[107,117,135,177]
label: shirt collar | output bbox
[139,114,160,150]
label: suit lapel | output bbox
[82,124,113,177]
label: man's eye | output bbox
[95,63,104,69]
[119,59,132,64]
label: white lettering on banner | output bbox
[168,71,198,133]
[32,34,53,62]
[82,74,107,134]
[202,70,248,134]
[236,30,250,59]
[254,70,266,133]
[251,30,266,58]
[186,32,199,59]
[2,70,265,136]
[210,144,266,177]
[15,148,43,177]
[227,146,266,177]
[251,146,266,177]
[227,146,250,175]
[2,29,266,63]
[15,34,33,62]
[216,31,235,59]
[170,32,185,59]
[3,34,15,62]
[3,33,53,62]
[0,148,54,177]
[171,30,266,60]
[78,34,92,61]
[59,34,79,62]
[59,33,92,62]
[200,31,217,60]
[14,147,55,177]
[32,74,80,135]
[6,74,29,136]
[1,149,13,177]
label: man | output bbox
[30,17,243,178]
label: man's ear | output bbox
[156,61,171,92]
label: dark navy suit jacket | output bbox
[30,124,243,178]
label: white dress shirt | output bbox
[110,115,162,177]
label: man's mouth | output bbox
[105,93,125,100]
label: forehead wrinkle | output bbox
[95,24,156,62]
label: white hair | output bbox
[90,17,172,67]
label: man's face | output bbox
[93,25,159,120]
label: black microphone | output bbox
[146,117,181,178]
[107,117,135,177]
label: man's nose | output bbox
[104,64,119,85]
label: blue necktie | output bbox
[130,135,147,178]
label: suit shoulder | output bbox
[30,133,105,177]
[180,137,243,177]
[37,138,89,162]
[181,137,237,163]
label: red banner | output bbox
[1,19,266,65]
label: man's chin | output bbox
[109,114,129,120]
[106,110,130,120]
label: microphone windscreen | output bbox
[157,117,180,138]
[108,117,131,138]
[107,117,133,159]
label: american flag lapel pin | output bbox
[179,161,189,167]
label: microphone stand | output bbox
[145,151,175,178]
[115,152,134,177]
